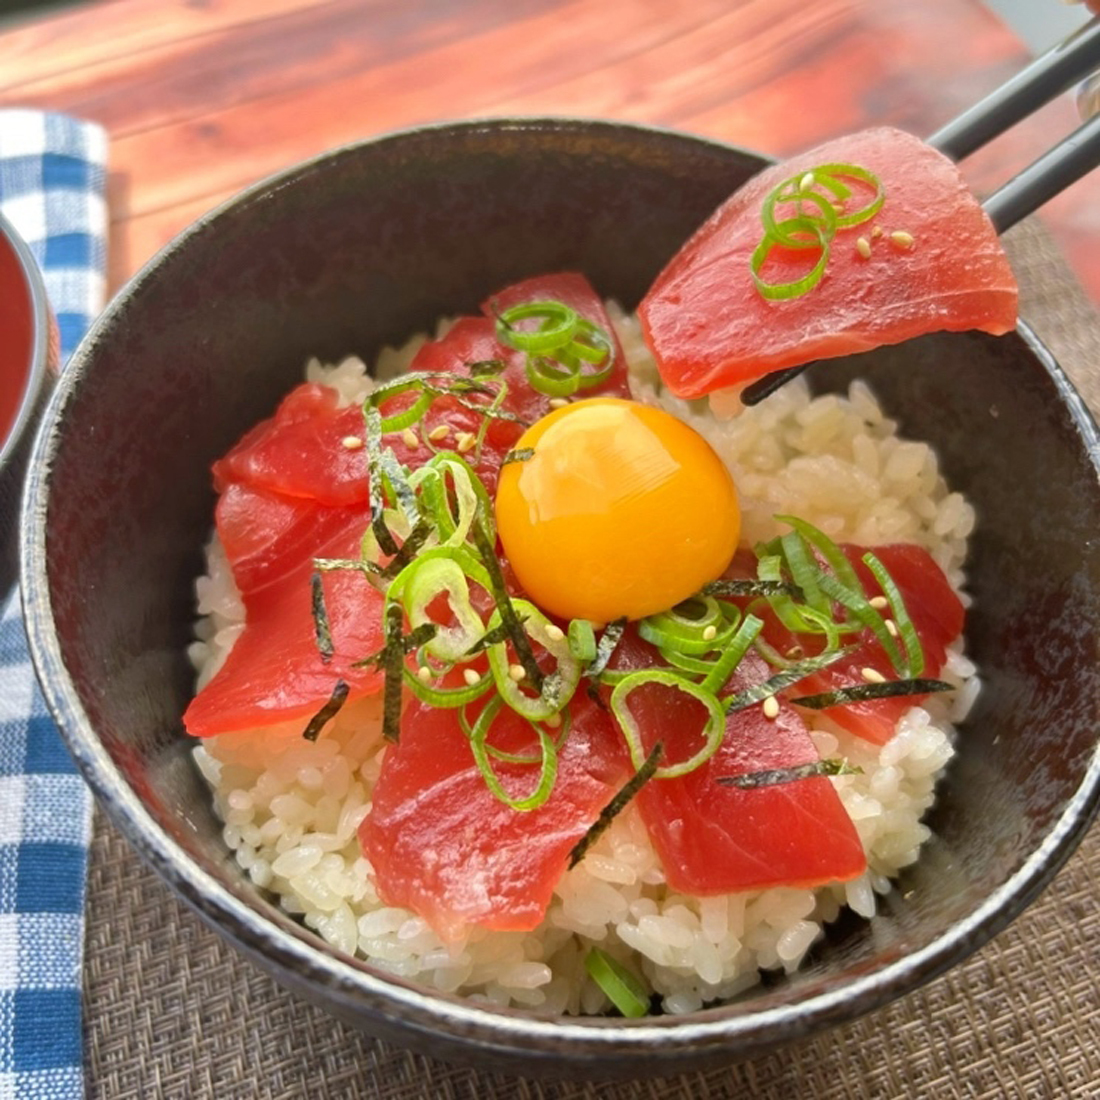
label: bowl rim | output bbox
[19,116,1100,1065]
[0,208,52,470]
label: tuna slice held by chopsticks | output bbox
[638,126,1018,399]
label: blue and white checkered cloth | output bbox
[0,110,108,1100]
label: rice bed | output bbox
[188,307,978,1016]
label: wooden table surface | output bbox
[1,0,1097,302]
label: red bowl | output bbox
[0,211,58,597]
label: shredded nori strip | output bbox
[377,516,434,580]
[312,556,381,577]
[502,447,535,466]
[790,678,955,709]
[568,742,663,869]
[364,406,400,556]
[302,679,350,742]
[352,622,438,670]
[381,603,406,743]
[716,757,861,789]
[724,646,856,713]
[470,514,545,691]
[463,618,522,657]
[588,617,628,680]
[468,358,507,377]
[310,571,334,663]
[701,578,799,598]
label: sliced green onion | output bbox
[400,555,487,664]
[485,599,581,722]
[302,680,349,742]
[862,551,925,677]
[568,619,597,662]
[812,162,886,228]
[815,570,905,673]
[638,596,733,656]
[774,514,862,594]
[568,742,663,869]
[494,300,579,354]
[790,678,953,709]
[716,757,862,789]
[466,695,559,811]
[611,671,725,779]
[404,664,494,708]
[750,218,831,301]
[761,186,838,249]
[780,530,828,614]
[701,613,763,695]
[310,571,334,663]
[584,948,650,1018]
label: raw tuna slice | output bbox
[759,543,965,746]
[607,631,866,895]
[214,383,371,506]
[362,690,627,941]
[215,482,369,594]
[184,505,383,737]
[639,127,1018,398]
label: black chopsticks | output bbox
[739,16,1100,408]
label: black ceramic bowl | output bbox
[1,211,56,598]
[20,119,1100,1078]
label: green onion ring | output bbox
[750,219,832,301]
[584,948,650,1018]
[466,695,560,812]
[610,670,726,780]
[495,300,579,354]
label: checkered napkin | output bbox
[0,110,108,1100]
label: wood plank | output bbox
[0,0,564,138]
[101,0,738,221]
[0,0,338,94]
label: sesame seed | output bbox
[798,171,816,193]
[545,713,562,729]
[548,397,570,409]
[427,424,451,442]
[341,435,364,451]
[890,230,915,249]
[702,625,718,642]
[861,667,886,683]
[871,225,883,240]
[463,668,481,686]
[401,428,420,449]
[762,695,780,719]
[869,595,889,609]
[545,624,565,642]
[456,432,476,453]
[885,618,899,638]
[509,664,526,682]
[416,666,432,683]
[856,236,872,259]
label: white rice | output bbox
[189,306,979,1016]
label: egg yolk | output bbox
[494,398,740,624]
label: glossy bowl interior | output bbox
[21,119,1100,1078]
[1,212,55,597]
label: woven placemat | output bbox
[83,219,1100,1100]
